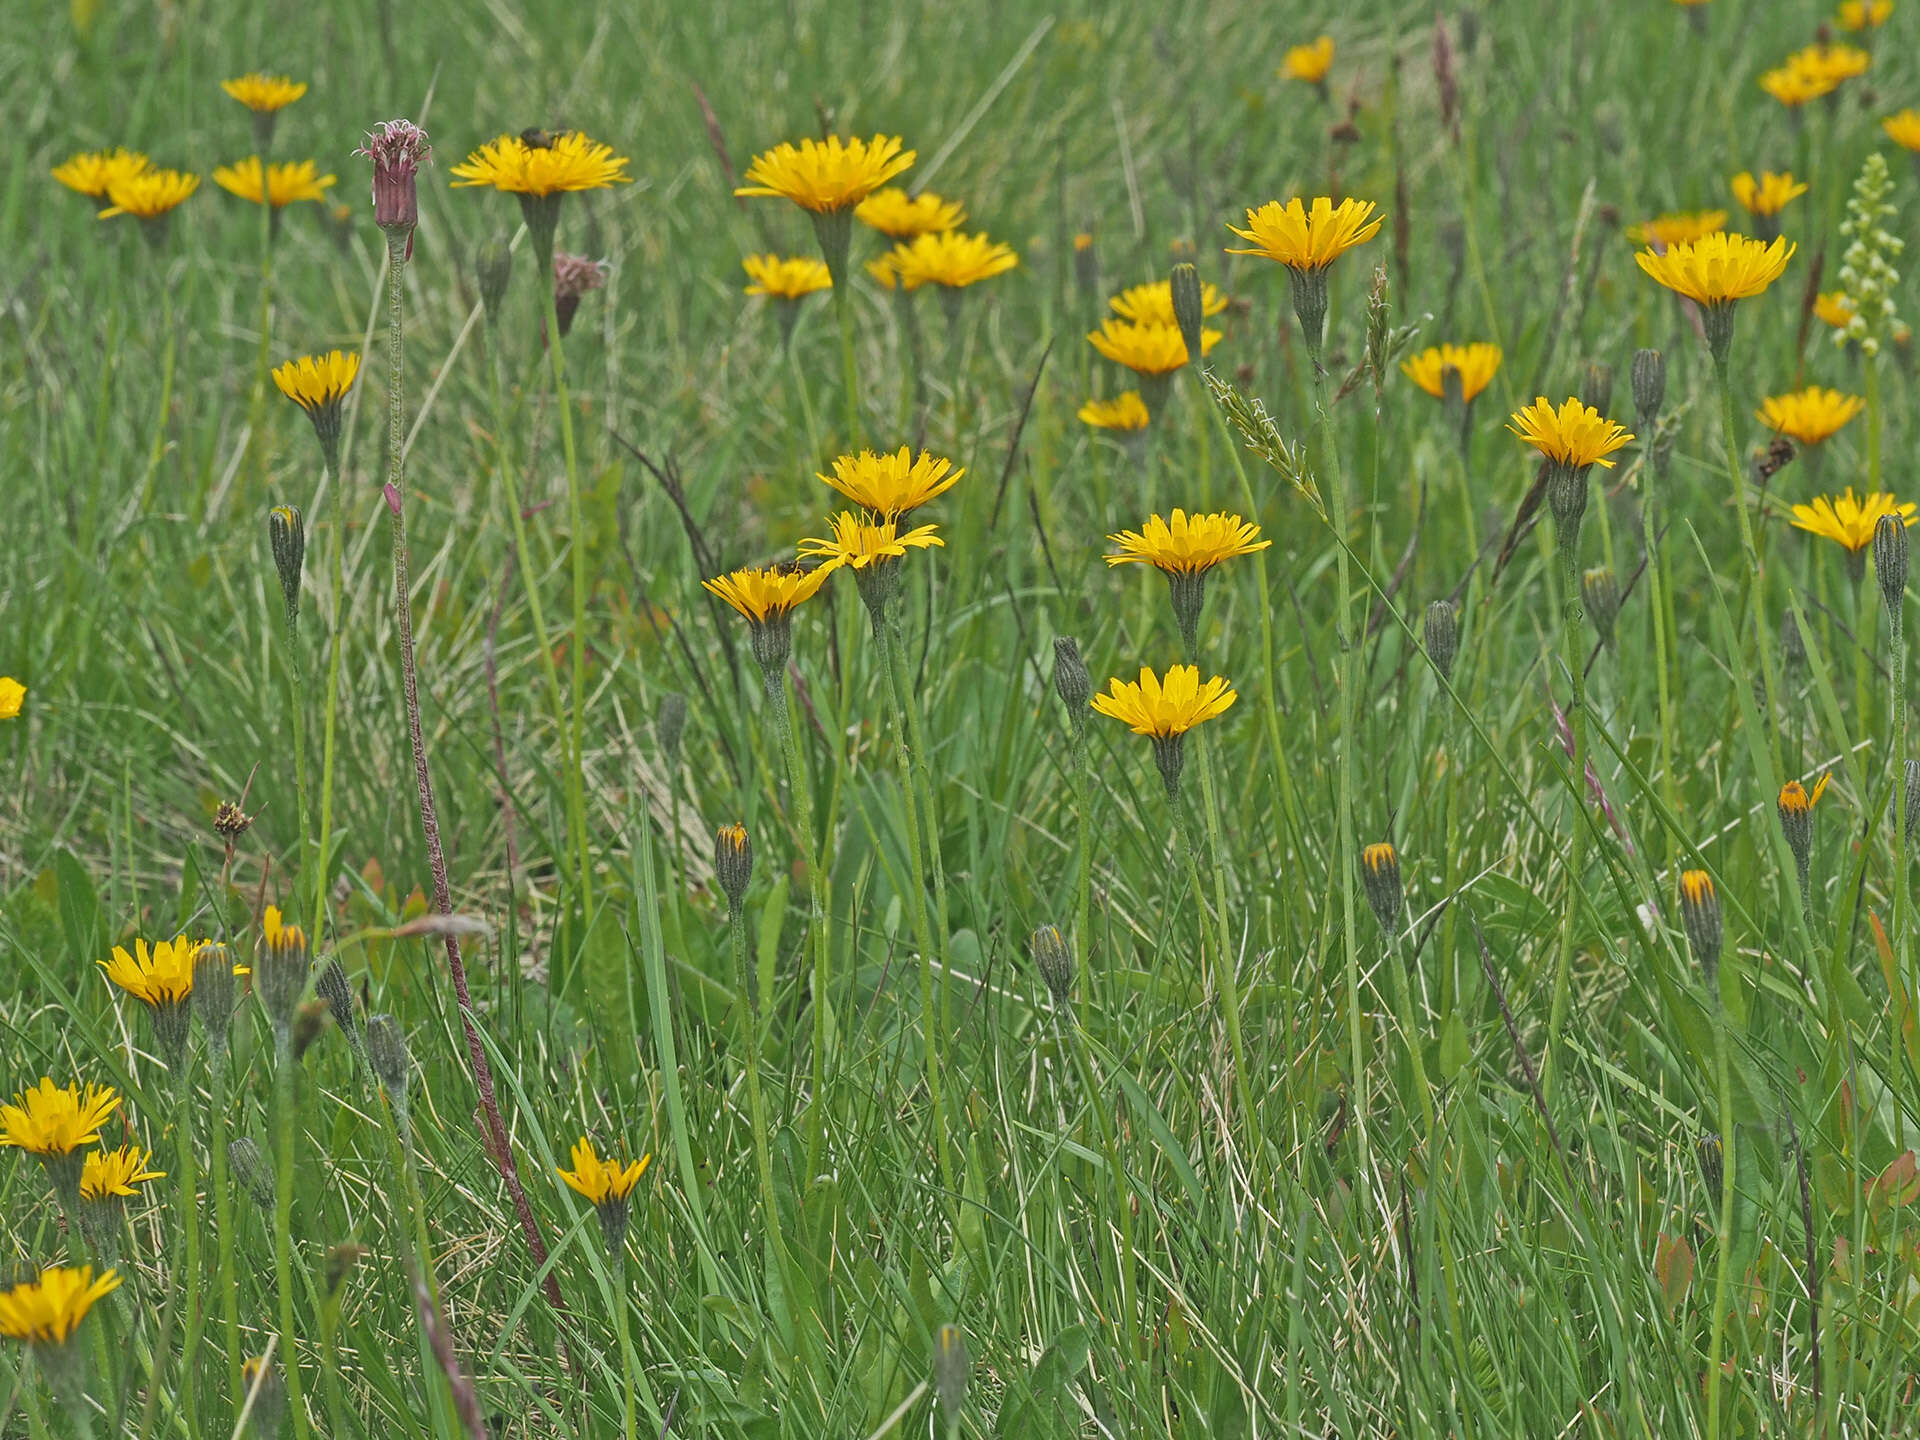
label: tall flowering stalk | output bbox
[192,941,244,1405]
[223,73,304,485]
[367,121,568,1325]
[1832,153,1904,493]
[255,909,312,1439]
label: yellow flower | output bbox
[1105,510,1270,575]
[1838,0,1893,28]
[798,512,945,575]
[0,1266,121,1345]
[79,1146,165,1201]
[701,563,831,623]
[262,904,305,952]
[450,132,632,196]
[1091,664,1237,739]
[1778,773,1833,815]
[0,677,22,719]
[0,1079,120,1157]
[221,73,307,112]
[1757,386,1865,445]
[1078,392,1152,431]
[1680,869,1715,907]
[272,351,360,414]
[818,447,962,517]
[97,168,199,220]
[865,254,902,290]
[1087,318,1220,376]
[1507,397,1636,470]
[1792,41,1871,83]
[1730,171,1807,219]
[1626,210,1726,248]
[854,186,965,238]
[1226,196,1382,270]
[1073,232,1094,252]
[1363,841,1398,875]
[1280,35,1335,83]
[1759,63,1835,107]
[734,134,914,213]
[556,1138,651,1205]
[1883,109,1920,150]
[213,157,336,208]
[52,148,148,198]
[1790,488,1917,552]
[101,936,201,1009]
[1635,232,1794,306]
[741,254,832,299]
[884,230,1018,290]
[1815,291,1858,329]
[1401,343,1502,403]
[1108,279,1227,326]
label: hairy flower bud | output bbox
[1631,348,1666,432]
[656,691,688,763]
[1169,263,1206,369]
[1583,567,1622,647]
[1875,512,1909,629]
[1360,843,1404,935]
[365,1013,411,1115]
[268,505,306,634]
[1424,600,1459,683]
[229,1137,274,1211]
[192,943,238,1059]
[1030,924,1074,1007]
[1678,870,1723,986]
[715,823,753,914]
[1582,361,1613,418]
[477,234,514,323]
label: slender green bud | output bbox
[716,823,753,914]
[1169,263,1205,368]
[1678,870,1723,986]
[1875,512,1909,629]
[1631,348,1665,432]
[1906,759,1920,844]
[256,914,311,1041]
[1424,600,1458,682]
[365,1014,411,1107]
[656,691,689,763]
[1697,1132,1723,1207]
[477,234,514,324]
[933,1324,970,1429]
[268,505,306,633]
[1030,924,1073,1007]
[1052,636,1093,730]
[229,1138,275,1211]
[192,942,238,1059]
[1583,567,1621,646]
[1360,843,1403,935]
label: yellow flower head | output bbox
[272,351,360,414]
[1791,42,1872,84]
[1362,841,1399,875]
[52,148,148,198]
[741,254,832,299]
[1280,35,1335,83]
[865,254,902,290]
[1679,869,1715,907]
[79,1146,165,1201]
[818,446,962,517]
[1759,62,1836,107]
[97,168,199,220]
[1790,488,1918,552]
[1626,210,1726,249]
[0,1267,121,1345]
[1838,0,1894,28]
[0,677,22,720]
[450,132,632,196]
[262,904,305,953]
[854,186,965,238]
[735,134,914,213]
[798,512,945,575]
[1078,392,1152,431]
[1778,773,1833,815]
[1730,171,1807,219]
[1108,278,1228,326]
[1226,196,1382,270]
[213,157,336,208]
[1815,291,1858,329]
[1507,397,1636,470]
[101,936,201,1009]
[1635,232,1794,307]
[221,73,307,112]
[1105,510,1270,575]
[1091,665,1237,739]
[556,1138,651,1205]
[1401,342,1502,403]
[1758,386,1865,445]
[0,1079,120,1157]
[701,562,831,623]
[1086,318,1220,376]
[885,230,1019,290]
[1883,109,1920,151]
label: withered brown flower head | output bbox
[213,801,253,841]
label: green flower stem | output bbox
[529,226,596,917]
[1066,725,1096,1010]
[834,279,863,446]
[1714,354,1785,785]
[173,1073,204,1436]
[728,893,793,1356]
[140,282,177,513]
[614,1249,638,1440]
[272,1034,311,1440]
[280,590,313,937]
[311,453,348,946]
[876,607,955,1200]
[785,331,824,466]
[209,1049,242,1412]
[1705,1003,1739,1440]
[891,604,953,1026]
[1891,598,1911,1094]
[765,671,835,1187]
[1644,487,1681,877]
[1188,732,1261,1156]
[1543,521,1588,1102]
[1383,926,1437,1137]
[1057,1006,1140,1364]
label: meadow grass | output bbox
[5,0,1920,1435]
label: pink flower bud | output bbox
[355,119,431,235]
[384,482,402,516]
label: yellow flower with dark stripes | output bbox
[1790,488,1917,553]
[0,1079,120,1157]
[1108,279,1227,327]
[735,135,914,212]
[1105,510,1270,575]
[742,254,832,299]
[98,168,199,220]
[1507,397,1635,469]
[221,73,307,112]
[1092,664,1237,738]
[214,157,336,208]
[1078,392,1151,431]
[818,447,962,517]
[1758,386,1864,446]
[52,148,148,198]
[0,1267,121,1345]
[1087,318,1219,375]
[1227,196,1381,270]
[79,1146,165,1201]
[101,936,200,1009]
[1401,343,1502,403]
[854,186,964,238]
[451,132,632,196]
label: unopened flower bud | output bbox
[933,1324,970,1429]
[242,1356,287,1435]
[1875,512,1909,628]
[1360,843,1404,935]
[1777,775,1827,900]
[1582,361,1613,418]
[1424,600,1458,683]
[1052,636,1093,736]
[1583,567,1622,646]
[1906,759,1920,844]
[1030,924,1074,1007]
[313,957,362,1056]
[256,911,310,1041]
[477,234,514,324]
[268,505,306,633]
[1631,349,1666,432]
[229,1138,274,1211]
[365,1014,411,1106]
[1697,1131,1723,1207]
[1169,263,1206,370]
[656,692,688,763]
[715,823,753,913]
[292,997,332,1060]
[1678,870,1723,986]
[192,943,238,1058]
